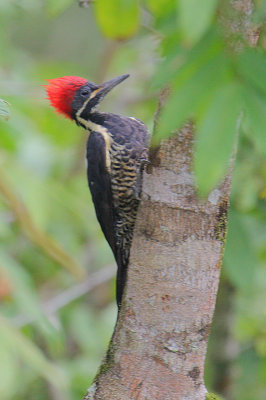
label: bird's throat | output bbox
[76,113,113,174]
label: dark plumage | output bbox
[45,75,149,308]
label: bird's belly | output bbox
[109,145,139,249]
[109,143,137,203]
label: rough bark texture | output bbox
[83,1,257,398]
[84,122,231,400]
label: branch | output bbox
[12,264,116,328]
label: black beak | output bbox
[98,74,129,97]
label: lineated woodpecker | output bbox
[45,74,149,308]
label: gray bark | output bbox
[83,1,258,398]
[84,120,232,400]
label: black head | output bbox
[72,74,130,120]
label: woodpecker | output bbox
[45,74,149,308]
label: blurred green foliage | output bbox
[0,0,265,399]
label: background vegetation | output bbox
[0,1,265,399]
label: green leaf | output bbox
[153,27,223,90]
[0,316,67,389]
[0,342,18,399]
[236,48,266,95]
[145,0,176,17]
[46,0,75,16]
[194,81,241,196]
[94,0,139,39]
[255,335,266,357]
[242,85,266,157]
[152,46,186,91]
[154,49,230,143]
[224,210,257,291]
[206,394,224,400]
[253,0,266,23]
[178,0,218,45]
[0,99,10,120]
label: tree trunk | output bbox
[84,119,232,400]
[83,1,258,398]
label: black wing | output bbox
[86,131,116,257]
[86,117,150,308]
[103,114,150,153]
[99,114,149,308]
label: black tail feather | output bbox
[115,250,129,309]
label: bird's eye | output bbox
[81,89,90,96]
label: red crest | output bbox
[45,76,87,119]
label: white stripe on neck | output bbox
[77,116,112,173]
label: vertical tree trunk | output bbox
[85,122,233,400]
[83,1,258,398]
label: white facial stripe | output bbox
[76,96,91,118]
[89,87,101,100]
[77,117,112,173]
[76,88,102,118]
